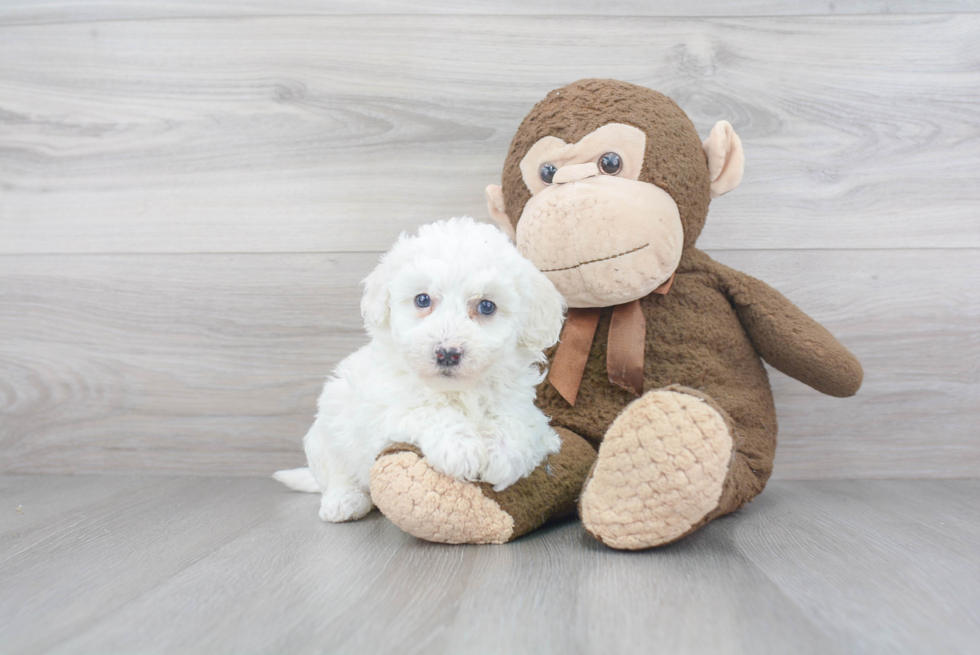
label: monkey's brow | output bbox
[540,243,650,273]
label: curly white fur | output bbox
[273,217,566,523]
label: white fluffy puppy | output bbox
[274,217,566,523]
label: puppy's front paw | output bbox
[482,445,531,492]
[422,435,486,482]
[319,487,373,522]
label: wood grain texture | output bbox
[1,248,976,479]
[3,0,979,25]
[736,480,980,653]
[1,475,977,654]
[0,473,147,540]
[2,14,979,253]
[0,252,370,476]
[0,476,284,654]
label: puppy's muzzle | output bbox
[435,347,463,368]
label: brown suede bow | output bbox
[549,274,674,406]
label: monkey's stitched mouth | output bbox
[540,243,650,273]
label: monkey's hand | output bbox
[717,263,863,398]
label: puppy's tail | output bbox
[272,467,320,493]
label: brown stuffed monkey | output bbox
[370,79,863,549]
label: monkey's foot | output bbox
[579,387,734,550]
[370,429,596,544]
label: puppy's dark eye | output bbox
[415,294,431,309]
[478,300,496,316]
[599,152,622,175]
[540,163,557,185]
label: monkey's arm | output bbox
[710,259,863,397]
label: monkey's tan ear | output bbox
[485,184,516,241]
[702,121,745,199]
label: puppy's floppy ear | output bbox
[360,260,391,332]
[518,264,566,352]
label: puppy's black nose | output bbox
[435,347,462,367]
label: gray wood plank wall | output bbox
[1,2,978,478]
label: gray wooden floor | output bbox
[1,475,977,654]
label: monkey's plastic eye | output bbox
[415,294,431,309]
[478,300,496,316]
[599,152,622,175]
[540,163,557,185]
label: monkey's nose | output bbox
[435,347,463,367]
[553,162,600,184]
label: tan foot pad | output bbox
[370,447,515,545]
[579,389,733,550]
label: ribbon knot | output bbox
[548,273,674,406]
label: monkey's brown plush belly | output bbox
[536,273,778,487]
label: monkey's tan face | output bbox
[514,123,683,308]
